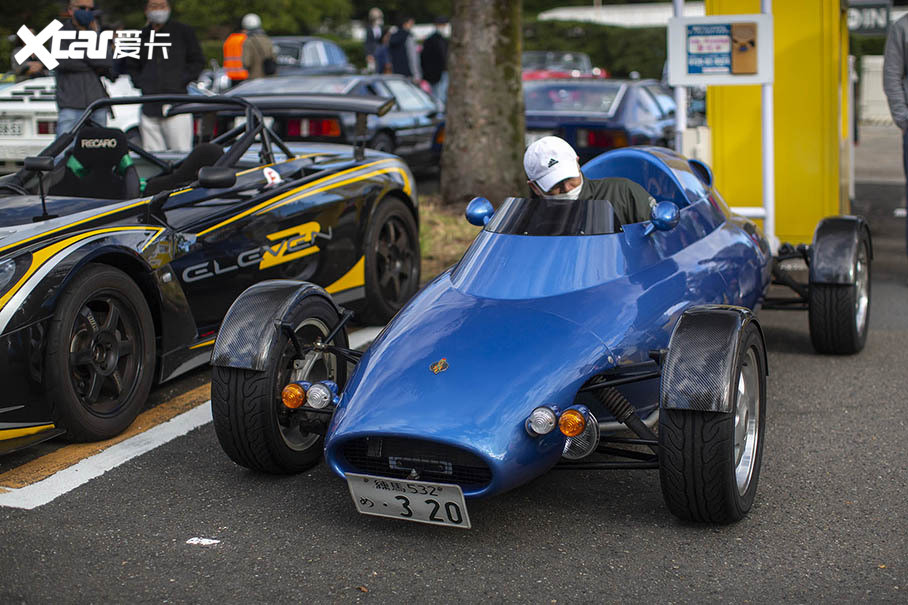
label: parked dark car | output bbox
[228,74,444,171]
[272,37,356,76]
[521,50,607,80]
[524,78,676,162]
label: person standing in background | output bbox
[240,13,274,80]
[126,0,204,151]
[373,28,394,75]
[364,7,384,73]
[223,25,248,85]
[55,0,113,136]
[420,17,448,102]
[388,17,421,85]
[883,11,908,263]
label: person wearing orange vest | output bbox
[223,31,248,82]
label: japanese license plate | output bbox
[525,130,554,146]
[0,118,24,137]
[346,473,471,529]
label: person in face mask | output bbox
[523,136,656,226]
[124,0,204,151]
[54,0,114,137]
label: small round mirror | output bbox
[465,197,494,227]
[651,201,680,231]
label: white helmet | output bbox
[242,13,262,30]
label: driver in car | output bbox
[524,136,655,226]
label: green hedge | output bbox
[523,19,666,79]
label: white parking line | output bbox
[0,403,212,510]
[0,326,382,510]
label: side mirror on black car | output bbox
[197,166,237,189]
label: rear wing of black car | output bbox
[172,93,394,161]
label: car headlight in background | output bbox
[525,406,557,436]
[0,253,32,300]
[0,259,15,292]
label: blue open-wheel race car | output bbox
[210,146,872,527]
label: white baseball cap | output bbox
[524,136,580,192]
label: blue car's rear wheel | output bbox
[808,237,871,355]
[659,321,766,523]
[211,296,347,473]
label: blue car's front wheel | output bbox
[211,296,347,474]
[659,321,767,523]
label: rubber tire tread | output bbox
[659,323,765,524]
[211,366,316,474]
[808,237,870,355]
[211,297,345,474]
[808,283,866,355]
[45,263,155,442]
[659,410,740,523]
[358,197,420,324]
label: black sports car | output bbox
[0,94,420,452]
[227,74,445,171]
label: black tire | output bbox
[368,132,394,153]
[44,264,156,441]
[357,197,420,324]
[808,238,871,355]
[659,322,767,523]
[211,296,348,473]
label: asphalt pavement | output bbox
[0,130,905,603]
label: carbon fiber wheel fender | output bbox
[660,305,767,413]
[211,280,341,370]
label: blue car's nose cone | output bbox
[324,276,614,497]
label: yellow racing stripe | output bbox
[0,200,150,256]
[188,338,216,350]
[262,167,412,214]
[0,226,158,311]
[0,424,56,442]
[196,159,397,237]
[325,256,365,293]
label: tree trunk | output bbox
[441,0,526,205]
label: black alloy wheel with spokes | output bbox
[44,264,155,441]
[359,198,420,324]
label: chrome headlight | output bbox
[525,406,557,436]
[0,259,15,292]
[306,381,338,410]
[0,254,31,299]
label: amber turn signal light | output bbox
[281,383,306,409]
[559,409,586,437]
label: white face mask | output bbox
[147,9,170,25]
[545,175,583,200]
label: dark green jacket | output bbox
[578,177,656,226]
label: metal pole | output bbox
[762,0,776,252]
[673,0,687,152]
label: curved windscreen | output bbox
[485,197,617,236]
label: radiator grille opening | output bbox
[342,437,492,489]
